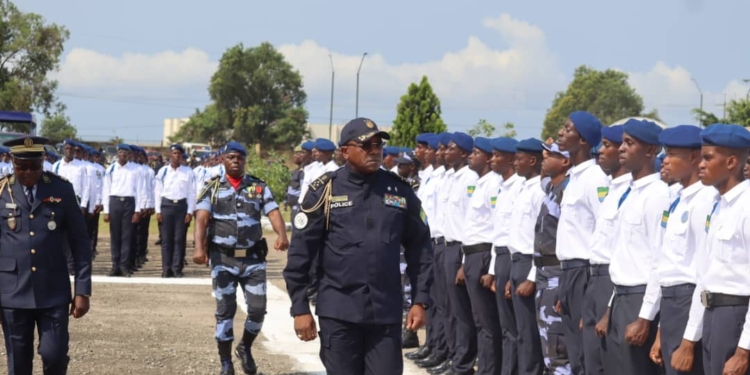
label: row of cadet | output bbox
[386,117,750,375]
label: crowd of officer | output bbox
[284,114,750,375]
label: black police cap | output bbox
[2,136,49,159]
[338,118,390,146]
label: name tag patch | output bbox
[330,200,354,209]
[384,194,407,209]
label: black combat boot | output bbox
[401,328,420,349]
[220,359,235,375]
[234,333,258,375]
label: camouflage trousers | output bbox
[211,251,267,342]
[400,248,412,314]
[535,265,572,374]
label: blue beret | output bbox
[700,124,750,149]
[170,144,185,153]
[569,111,603,147]
[623,119,662,145]
[516,138,544,153]
[416,133,433,144]
[474,137,493,154]
[0,146,9,154]
[601,125,624,144]
[384,146,399,156]
[223,141,247,156]
[400,147,411,154]
[183,152,188,159]
[491,137,518,153]
[450,132,474,153]
[63,139,78,148]
[659,125,702,149]
[117,144,131,151]
[425,134,440,150]
[314,138,336,152]
[438,132,453,147]
[301,141,314,151]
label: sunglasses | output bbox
[346,141,385,152]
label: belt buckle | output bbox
[700,291,711,308]
[588,266,595,277]
[172,200,178,204]
[119,197,125,202]
[234,249,247,258]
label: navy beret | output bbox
[602,125,624,144]
[474,137,493,154]
[569,111,603,147]
[117,144,131,151]
[0,146,9,154]
[223,141,247,156]
[450,132,474,153]
[623,119,662,145]
[542,142,571,158]
[659,125,702,149]
[301,141,314,151]
[655,153,666,171]
[63,139,78,148]
[384,146,400,156]
[314,138,336,152]
[700,124,750,149]
[438,132,453,147]
[400,147,411,154]
[425,134,440,150]
[170,144,185,153]
[492,137,518,153]
[416,133,433,144]
[395,151,417,165]
[516,138,544,153]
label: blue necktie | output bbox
[25,187,33,205]
[617,187,631,209]
[668,196,681,214]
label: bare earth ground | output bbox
[0,223,427,374]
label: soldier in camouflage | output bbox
[193,141,289,375]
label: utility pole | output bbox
[355,52,368,118]
[328,54,335,140]
[691,78,703,125]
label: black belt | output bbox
[212,244,259,258]
[162,198,187,204]
[110,196,135,201]
[446,241,461,247]
[614,284,647,295]
[511,253,532,262]
[701,292,750,308]
[588,264,609,277]
[494,246,510,256]
[433,236,445,245]
[560,259,590,270]
[534,255,560,267]
[661,283,695,298]
[462,243,492,255]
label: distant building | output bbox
[162,118,391,147]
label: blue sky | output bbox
[19,0,750,144]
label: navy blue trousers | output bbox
[160,199,188,272]
[319,317,402,375]
[1,304,70,375]
[109,196,135,272]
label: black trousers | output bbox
[443,242,477,373]
[494,248,518,375]
[660,284,703,375]
[582,265,613,375]
[319,317,402,375]
[464,249,503,375]
[432,240,451,359]
[87,211,100,253]
[1,304,70,375]
[109,196,135,272]
[510,254,544,375]
[605,289,660,375]
[560,262,590,375]
[160,199,188,272]
[703,304,750,375]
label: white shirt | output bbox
[488,173,524,275]
[138,164,155,210]
[93,163,105,205]
[102,161,146,214]
[417,165,445,238]
[588,173,633,265]
[321,160,340,174]
[556,159,609,261]
[606,173,669,320]
[83,160,102,213]
[298,161,322,204]
[155,164,197,213]
[43,160,52,172]
[52,158,89,209]
[418,165,434,183]
[507,175,544,281]
[0,161,12,175]
[443,165,479,243]
[669,183,684,201]
[688,180,750,349]
[462,172,501,247]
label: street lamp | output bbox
[691,78,703,124]
[355,52,368,118]
[328,54,335,139]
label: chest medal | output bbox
[7,215,16,230]
[48,211,57,231]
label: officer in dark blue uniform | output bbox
[0,136,92,375]
[283,117,434,375]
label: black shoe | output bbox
[122,270,133,278]
[401,328,420,349]
[155,240,162,245]
[417,354,446,368]
[220,360,235,375]
[427,360,451,374]
[174,271,184,278]
[234,343,258,375]
[108,268,121,277]
[162,270,173,278]
[405,345,432,360]
[438,369,473,375]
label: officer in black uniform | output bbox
[0,136,92,375]
[283,117,434,375]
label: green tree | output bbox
[468,119,496,137]
[170,104,228,146]
[216,42,308,152]
[40,112,76,142]
[390,76,447,147]
[541,65,657,139]
[0,0,69,129]
[691,108,725,127]
[501,122,517,138]
[246,151,289,204]
[691,99,750,128]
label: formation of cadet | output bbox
[0,136,92,375]
[281,114,750,375]
[192,141,289,375]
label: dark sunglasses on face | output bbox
[13,164,42,171]
[346,141,385,152]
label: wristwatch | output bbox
[414,302,429,310]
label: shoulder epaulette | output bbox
[309,172,335,192]
[45,171,68,182]
[246,174,266,184]
[197,176,221,202]
[387,171,411,185]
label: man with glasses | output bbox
[284,117,434,375]
[0,136,92,375]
